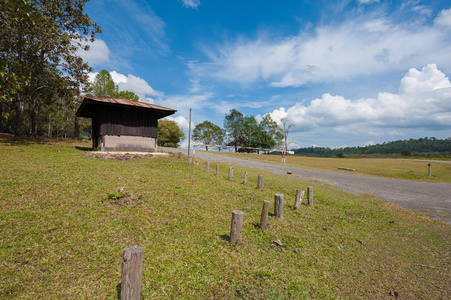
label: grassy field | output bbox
[0,137,450,299]
[212,152,451,183]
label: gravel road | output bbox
[161,147,451,225]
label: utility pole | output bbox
[188,108,192,157]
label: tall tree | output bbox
[0,0,101,137]
[224,109,244,152]
[239,115,259,151]
[157,119,185,148]
[92,70,118,98]
[259,114,284,149]
[192,121,224,151]
[90,70,139,100]
[280,117,295,153]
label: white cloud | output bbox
[88,70,164,102]
[117,1,168,51]
[399,64,451,94]
[268,107,288,125]
[109,71,164,102]
[165,115,190,130]
[159,93,213,114]
[76,39,110,66]
[189,79,201,94]
[88,72,98,83]
[358,0,380,4]
[268,64,451,134]
[196,8,451,87]
[435,8,451,27]
[109,71,128,84]
[412,5,432,17]
[180,0,200,9]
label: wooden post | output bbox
[205,161,210,173]
[428,164,431,177]
[228,167,234,180]
[230,210,244,244]
[307,186,313,206]
[188,155,193,165]
[274,194,284,218]
[294,189,304,210]
[178,152,182,159]
[257,175,264,191]
[216,164,219,175]
[121,246,144,300]
[260,200,270,230]
[243,171,248,185]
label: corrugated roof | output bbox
[84,97,176,112]
[76,97,177,119]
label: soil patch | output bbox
[84,152,157,161]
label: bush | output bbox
[401,150,411,156]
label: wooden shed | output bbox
[76,97,176,152]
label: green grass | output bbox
[212,152,451,182]
[0,138,450,299]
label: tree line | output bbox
[192,109,286,152]
[293,137,451,158]
[1,0,101,138]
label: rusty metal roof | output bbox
[76,97,176,119]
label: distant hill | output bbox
[293,137,451,158]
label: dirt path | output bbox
[162,147,451,224]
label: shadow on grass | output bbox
[0,133,35,146]
[252,222,266,231]
[0,133,87,146]
[220,234,230,242]
[116,283,121,299]
[75,146,95,151]
[286,204,295,210]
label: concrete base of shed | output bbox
[91,151,169,157]
[99,135,157,152]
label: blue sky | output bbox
[79,0,451,149]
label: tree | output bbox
[0,0,101,137]
[224,109,244,152]
[192,121,224,151]
[117,90,139,101]
[157,119,185,148]
[239,115,259,152]
[92,70,118,98]
[280,118,294,159]
[259,114,284,149]
[90,70,139,101]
